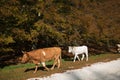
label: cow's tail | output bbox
[59,49,62,67]
[60,50,62,61]
[85,46,88,61]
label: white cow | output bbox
[117,44,120,53]
[68,46,88,62]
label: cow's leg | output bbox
[81,54,85,61]
[76,55,80,61]
[85,53,88,61]
[41,62,49,71]
[57,59,60,69]
[117,48,120,53]
[73,54,77,62]
[34,64,38,73]
[51,59,57,70]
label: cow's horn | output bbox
[21,51,25,54]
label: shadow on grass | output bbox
[24,65,53,72]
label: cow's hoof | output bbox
[33,72,36,74]
[46,68,49,71]
[50,68,54,70]
[57,67,60,69]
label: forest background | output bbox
[0,0,120,66]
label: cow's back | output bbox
[73,46,88,53]
[27,49,43,60]
[26,47,61,62]
[42,47,61,61]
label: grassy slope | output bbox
[0,53,120,80]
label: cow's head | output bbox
[21,51,29,63]
[117,44,120,47]
[68,46,72,53]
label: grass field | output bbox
[0,53,120,80]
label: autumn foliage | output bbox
[0,0,120,56]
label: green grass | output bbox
[0,59,65,72]
[0,63,33,70]
[0,60,60,70]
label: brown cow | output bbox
[21,47,61,73]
